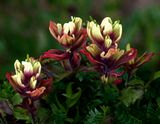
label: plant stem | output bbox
[30,110,36,124]
[0,116,7,124]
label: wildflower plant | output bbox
[81,17,137,84]
[41,17,87,71]
[1,16,160,124]
[6,56,52,100]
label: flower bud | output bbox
[57,23,62,34]
[22,61,33,76]
[30,76,37,89]
[100,17,113,35]
[126,44,134,64]
[33,62,41,78]
[63,21,75,35]
[14,60,23,74]
[113,21,122,43]
[71,17,82,32]
[86,44,101,57]
[104,35,112,48]
[92,24,104,40]
[12,72,25,88]
[87,21,95,41]
[126,43,131,51]
[87,21,104,43]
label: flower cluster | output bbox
[81,17,138,83]
[41,17,87,71]
[39,16,153,84]
[6,56,52,100]
[6,16,153,94]
[4,16,155,123]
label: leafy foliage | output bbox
[84,108,105,124]
[1,1,160,123]
[115,108,142,124]
[84,106,110,124]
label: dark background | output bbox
[0,0,160,79]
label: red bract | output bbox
[41,49,70,61]
[40,17,87,71]
[6,57,52,101]
[125,44,154,73]
[81,46,137,83]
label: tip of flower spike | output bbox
[26,54,30,61]
[89,16,97,24]
[71,16,81,22]
[126,43,131,51]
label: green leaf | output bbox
[50,104,67,124]
[13,107,30,121]
[76,72,84,82]
[116,109,142,124]
[120,87,144,107]
[11,93,22,106]
[67,88,82,108]
[65,118,74,123]
[66,83,73,97]
[84,108,104,124]
[0,81,14,100]
[100,106,110,115]
[55,95,66,112]
[37,107,51,123]
[128,79,144,87]
[156,98,160,108]
[62,83,82,108]
[145,71,160,88]
[152,71,160,81]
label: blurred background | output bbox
[0,0,160,79]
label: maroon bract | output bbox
[125,44,154,74]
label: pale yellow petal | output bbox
[14,60,22,74]
[63,21,75,34]
[22,61,33,75]
[104,36,112,48]
[87,21,95,42]
[86,44,101,57]
[33,62,41,78]
[57,23,62,34]
[29,76,37,89]
[12,73,25,88]
[101,17,113,35]
[113,22,122,43]
[71,17,82,31]
[126,43,131,51]
[91,23,104,41]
